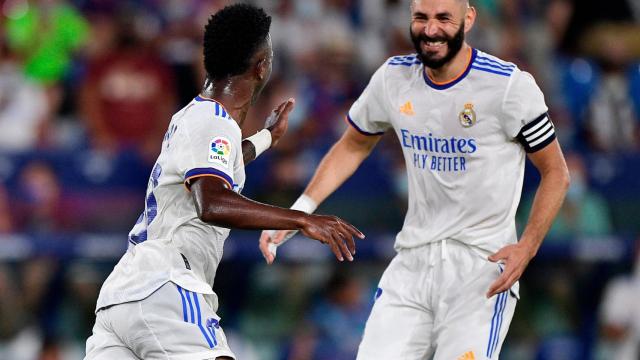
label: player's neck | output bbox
[201,78,253,126]
[425,44,472,84]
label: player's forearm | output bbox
[191,178,308,230]
[304,132,377,204]
[519,166,570,256]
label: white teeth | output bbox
[426,41,445,46]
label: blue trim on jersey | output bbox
[195,95,214,103]
[475,55,515,70]
[185,168,233,188]
[346,114,386,136]
[193,292,215,348]
[487,264,509,358]
[389,55,422,67]
[129,230,147,244]
[185,290,196,324]
[389,60,422,67]
[177,285,189,322]
[487,292,500,356]
[390,54,418,61]
[487,292,507,357]
[492,293,508,357]
[195,96,231,120]
[423,48,477,90]
[471,65,512,77]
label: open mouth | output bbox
[422,40,447,52]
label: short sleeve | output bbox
[177,109,240,190]
[347,63,392,135]
[502,70,555,153]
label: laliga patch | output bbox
[208,137,231,167]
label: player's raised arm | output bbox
[258,126,381,263]
[304,125,382,205]
[189,175,364,262]
[242,98,295,165]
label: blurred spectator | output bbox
[519,152,612,240]
[4,0,89,84]
[0,265,26,340]
[558,0,636,56]
[0,40,53,151]
[584,32,640,152]
[286,270,369,360]
[598,241,640,360]
[15,161,71,233]
[79,14,175,161]
[0,183,14,233]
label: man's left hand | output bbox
[486,243,535,298]
[265,98,295,147]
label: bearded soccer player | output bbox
[261,0,570,358]
[84,4,363,360]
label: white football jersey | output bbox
[96,95,245,311]
[348,48,554,254]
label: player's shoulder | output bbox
[191,96,234,122]
[470,49,520,80]
[386,54,422,68]
[180,96,238,131]
[377,53,423,83]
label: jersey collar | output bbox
[423,48,477,90]
[194,95,233,119]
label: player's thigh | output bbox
[357,255,435,360]
[84,310,140,360]
[116,282,236,360]
[357,292,435,360]
[433,264,517,360]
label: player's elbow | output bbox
[197,205,232,227]
[561,165,571,191]
[557,165,571,195]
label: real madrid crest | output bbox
[459,103,476,128]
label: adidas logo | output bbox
[400,101,415,116]
[457,351,475,360]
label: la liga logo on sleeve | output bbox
[208,137,231,167]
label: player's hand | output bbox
[486,243,535,298]
[265,98,295,147]
[298,214,364,262]
[258,229,297,264]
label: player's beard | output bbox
[411,22,465,69]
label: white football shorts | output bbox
[357,239,518,360]
[85,281,236,360]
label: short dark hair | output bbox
[203,3,271,81]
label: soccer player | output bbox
[84,4,363,360]
[260,0,570,358]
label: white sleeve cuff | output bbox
[291,194,318,214]
[246,129,272,158]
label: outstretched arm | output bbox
[190,176,363,261]
[487,139,570,297]
[303,126,382,204]
[258,126,382,263]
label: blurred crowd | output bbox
[0,0,639,359]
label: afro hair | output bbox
[203,3,272,81]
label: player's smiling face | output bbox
[410,0,473,69]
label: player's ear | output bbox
[256,56,269,81]
[464,5,476,32]
[255,35,273,82]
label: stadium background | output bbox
[0,0,639,359]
